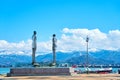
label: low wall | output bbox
[7,67,74,76]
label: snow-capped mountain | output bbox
[0,50,120,66]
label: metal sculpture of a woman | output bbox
[32,31,37,65]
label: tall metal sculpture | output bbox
[86,35,89,74]
[32,31,37,65]
[52,34,57,66]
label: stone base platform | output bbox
[7,67,74,76]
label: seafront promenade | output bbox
[0,74,120,80]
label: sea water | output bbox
[0,68,10,74]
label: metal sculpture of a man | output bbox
[52,34,57,66]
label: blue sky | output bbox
[0,0,120,42]
[0,0,120,54]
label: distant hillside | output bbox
[0,55,31,66]
[90,50,120,64]
[36,50,118,65]
[0,50,120,66]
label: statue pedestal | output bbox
[7,67,75,76]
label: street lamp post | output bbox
[86,36,89,74]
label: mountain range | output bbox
[0,50,120,66]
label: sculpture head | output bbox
[53,34,56,37]
[33,31,37,35]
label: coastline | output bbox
[0,74,120,80]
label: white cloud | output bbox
[0,40,32,51]
[107,30,120,50]
[37,40,52,53]
[0,40,32,55]
[0,28,120,55]
[60,28,120,51]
